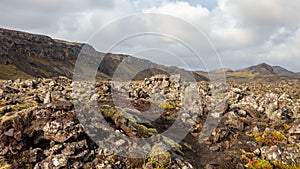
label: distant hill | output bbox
[0,27,298,82]
[237,63,299,78]
[195,63,300,81]
[212,68,233,73]
[238,63,275,76]
[0,27,207,81]
[272,66,298,77]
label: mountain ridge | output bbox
[195,63,300,81]
[238,63,275,75]
[0,27,298,81]
[0,27,207,81]
[237,63,299,78]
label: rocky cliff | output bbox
[0,27,207,82]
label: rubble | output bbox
[0,76,299,168]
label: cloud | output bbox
[208,0,300,71]
[219,0,300,27]
[0,0,299,71]
[0,0,115,35]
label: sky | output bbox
[1,0,300,72]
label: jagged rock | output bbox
[260,145,281,161]
[289,119,300,134]
[43,119,82,143]
[205,164,216,169]
[0,76,300,168]
[173,158,193,169]
[281,147,300,165]
[209,146,220,152]
[45,101,73,110]
[223,111,244,130]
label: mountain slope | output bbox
[0,27,85,79]
[236,63,299,79]
[0,27,207,81]
[195,63,300,81]
[272,66,298,77]
[238,63,275,75]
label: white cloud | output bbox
[144,2,211,34]
[0,0,299,71]
[263,28,300,61]
[219,0,300,27]
[144,2,210,20]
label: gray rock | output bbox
[209,146,220,152]
[261,145,281,161]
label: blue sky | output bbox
[182,0,218,10]
[0,0,299,72]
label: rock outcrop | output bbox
[0,27,207,82]
[0,75,299,168]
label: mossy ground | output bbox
[0,64,32,80]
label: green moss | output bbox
[240,149,255,158]
[101,106,157,137]
[252,130,287,145]
[272,131,287,141]
[144,159,169,169]
[162,136,183,155]
[247,159,273,169]
[0,64,32,80]
[130,122,157,137]
[144,144,171,169]
[100,106,123,124]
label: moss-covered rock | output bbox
[144,143,171,169]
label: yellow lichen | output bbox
[252,130,287,145]
[239,117,247,122]
[283,124,291,130]
[160,103,175,110]
[246,159,273,169]
[272,161,300,169]
[241,154,250,162]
